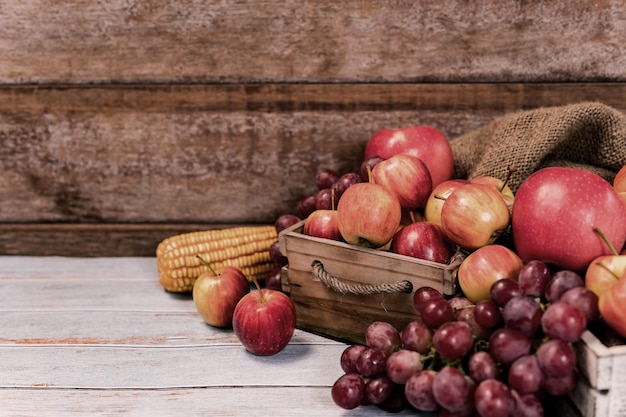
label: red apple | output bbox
[232,283,297,356]
[390,221,455,264]
[440,183,511,250]
[193,264,250,328]
[598,272,626,337]
[585,254,626,297]
[512,167,626,272]
[336,182,402,248]
[458,244,524,303]
[303,209,341,241]
[424,179,468,227]
[372,153,433,210]
[364,125,454,187]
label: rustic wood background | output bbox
[2,0,625,256]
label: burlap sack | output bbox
[449,102,626,192]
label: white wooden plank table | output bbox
[0,256,581,417]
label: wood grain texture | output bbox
[2,0,625,83]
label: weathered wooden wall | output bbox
[1,1,625,256]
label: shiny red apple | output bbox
[390,221,455,264]
[336,182,402,248]
[440,183,510,250]
[512,167,626,272]
[363,125,454,187]
[371,153,433,210]
[232,284,297,356]
[303,209,341,241]
[193,264,250,328]
[458,244,524,303]
[423,179,468,227]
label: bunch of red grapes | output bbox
[331,260,599,417]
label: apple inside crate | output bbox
[568,322,626,417]
[278,220,461,345]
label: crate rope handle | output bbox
[311,260,413,295]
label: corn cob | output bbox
[156,225,278,292]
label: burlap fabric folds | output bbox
[449,102,626,192]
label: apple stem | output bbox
[594,227,619,256]
[250,276,266,303]
[196,255,219,276]
[500,166,515,193]
[409,211,416,224]
[433,194,447,201]
[331,187,336,211]
[366,164,373,184]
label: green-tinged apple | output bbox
[336,182,402,248]
[424,179,468,227]
[232,280,296,356]
[372,153,433,210]
[440,183,510,250]
[390,221,455,264]
[303,208,341,241]
[363,125,454,187]
[458,244,524,303]
[512,167,626,272]
[598,274,626,338]
[193,262,250,328]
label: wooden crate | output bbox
[570,324,626,417]
[278,220,461,344]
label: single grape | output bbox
[420,298,455,329]
[560,286,600,323]
[401,320,433,354]
[333,172,362,200]
[269,240,288,265]
[490,278,524,307]
[364,375,395,405]
[315,168,340,190]
[474,379,515,417]
[315,188,334,210]
[456,305,490,339]
[511,390,544,417]
[296,194,317,219]
[274,214,301,234]
[536,338,577,377]
[468,351,499,383]
[544,270,583,303]
[432,321,474,360]
[502,296,542,336]
[432,366,472,413]
[507,354,543,395]
[355,347,389,377]
[365,321,402,354]
[385,349,423,385]
[376,385,408,413]
[340,344,367,374]
[413,286,444,312]
[489,327,531,365]
[474,299,502,329]
[542,371,577,396]
[517,259,551,297]
[404,370,439,412]
[541,300,587,342]
[264,265,283,291]
[331,372,365,410]
[449,296,473,311]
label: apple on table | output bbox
[193,261,250,328]
[232,282,297,356]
